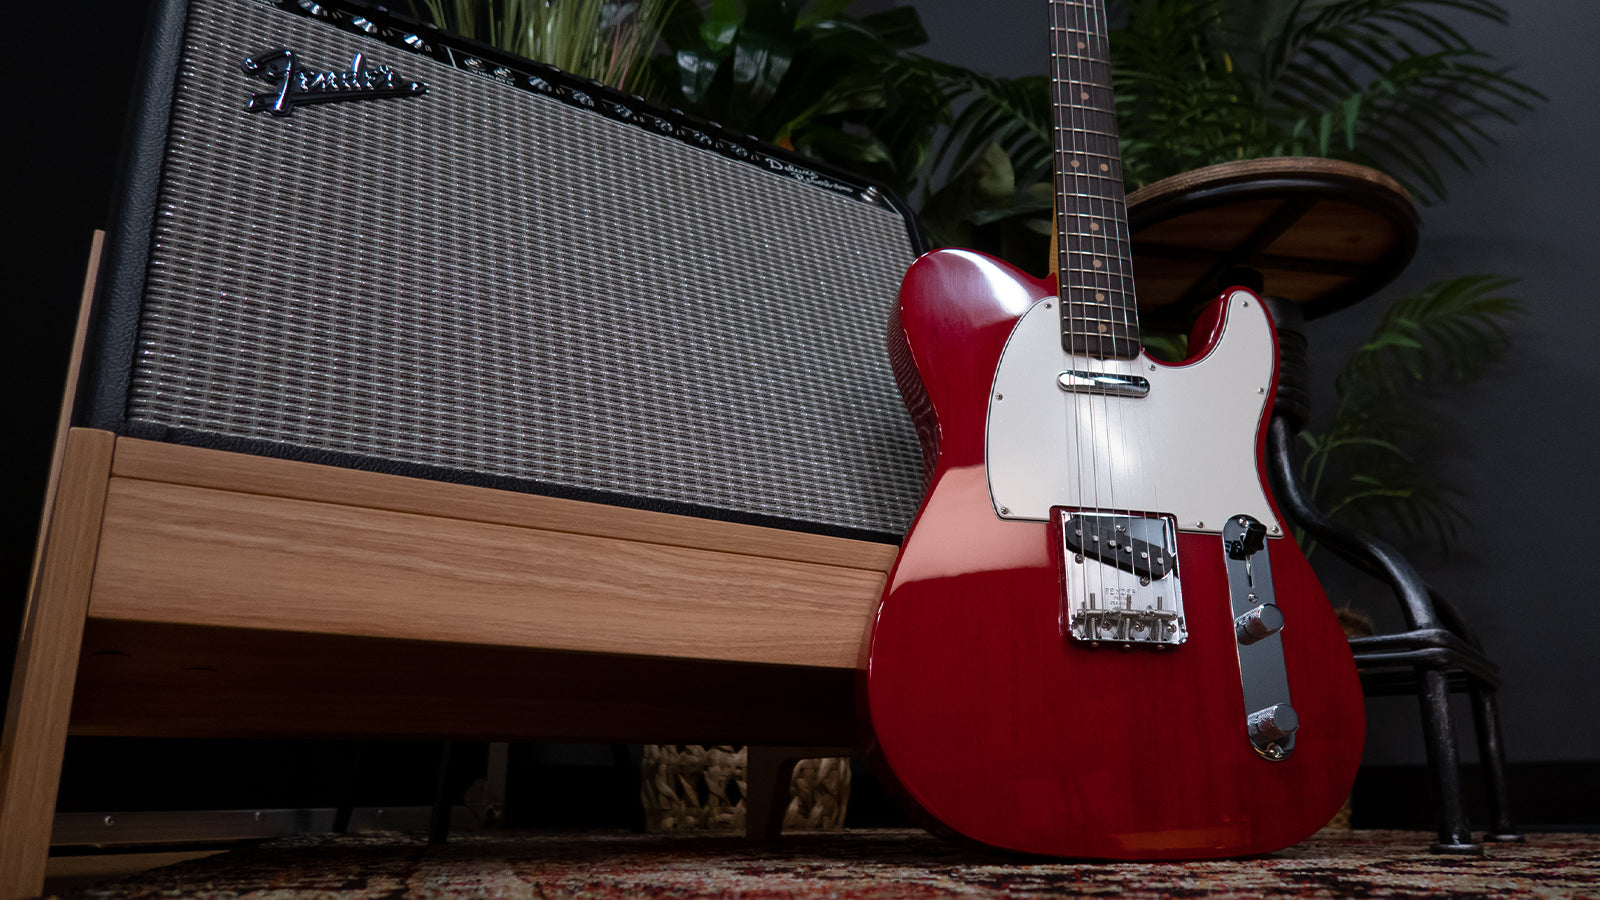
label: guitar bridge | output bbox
[1055,509,1186,648]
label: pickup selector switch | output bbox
[1235,603,1285,645]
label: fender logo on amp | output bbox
[242,48,427,116]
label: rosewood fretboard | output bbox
[1051,0,1139,359]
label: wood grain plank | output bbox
[88,477,883,669]
[110,438,900,573]
[27,233,104,615]
[1126,156,1411,210]
[0,428,116,900]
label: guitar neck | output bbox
[1050,0,1139,359]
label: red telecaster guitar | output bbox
[862,0,1365,859]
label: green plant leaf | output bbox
[701,0,742,50]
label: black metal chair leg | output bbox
[1266,417,1440,632]
[332,741,364,834]
[1470,688,1524,842]
[430,740,455,845]
[1416,667,1480,854]
[1266,414,1496,853]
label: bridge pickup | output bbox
[1056,370,1150,397]
[1061,513,1174,580]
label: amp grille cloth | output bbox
[127,0,925,537]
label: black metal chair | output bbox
[1126,158,1522,853]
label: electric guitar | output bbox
[861,0,1365,859]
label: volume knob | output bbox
[1247,703,1299,743]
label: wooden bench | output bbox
[0,236,888,898]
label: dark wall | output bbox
[3,0,157,683]
[903,0,1600,769]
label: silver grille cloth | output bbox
[127,0,924,536]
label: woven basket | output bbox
[641,745,851,833]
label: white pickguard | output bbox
[986,289,1281,536]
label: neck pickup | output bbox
[1058,369,1150,397]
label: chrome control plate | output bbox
[1223,514,1297,759]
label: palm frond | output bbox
[1296,275,1521,554]
[1110,0,1543,199]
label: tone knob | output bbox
[1248,703,1299,743]
[1234,603,1285,645]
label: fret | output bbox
[1049,126,1126,138]
[1058,311,1137,325]
[1061,258,1136,270]
[1063,334,1142,360]
[1055,172,1126,183]
[1062,272,1135,284]
[1061,289,1134,299]
[1053,147,1121,160]
[1055,187,1131,197]
[1057,233,1132,248]
[1058,314,1134,325]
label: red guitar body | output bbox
[862,248,1366,859]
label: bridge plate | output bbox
[1056,509,1186,648]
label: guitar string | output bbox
[1049,0,1091,638]
[1049,0,1088,637]
[1063,0,1163,642]
[1085,0,1167,641]
[1059,0,1111,635]
[1077,0,1133,641]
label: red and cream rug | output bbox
[58,828,1600,899]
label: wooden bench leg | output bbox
[0,428,115,900]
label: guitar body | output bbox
[863,248,1365,859]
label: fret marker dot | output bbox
[1098,324,1108,333]
[1100,163,1109,171]
[1092,259,1103,268]
[1090,223,1100,231]
[1095,293,1105,301]
[1080,91,1089,100]
[1070,160,1080,168]
[1077,41,1086,49]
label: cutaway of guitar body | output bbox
[862,248,1365,859]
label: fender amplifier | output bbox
[86,0,928,541]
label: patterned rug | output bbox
[59,828,1600,899]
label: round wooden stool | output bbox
[1125,157,1418,325]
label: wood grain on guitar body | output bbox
[861,0,1365,860]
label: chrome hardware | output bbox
[1057,370,1150,398]
[1222,515,1297,759]
[1059,510,1185,648]
[1234,603,1285,645]
[1226,518,1268,560]
[242,48,428,117]
[1247,704,1299,742]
